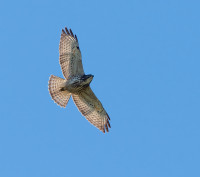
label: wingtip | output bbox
[62,29,66,34]
[65,27,70,35]
[107,120,111,128]
[69,28,74,37]
[106,113,110,120]
[105,123,109,132]
[62,27,77,41]
[101,118,111,133]
[75,34,78,42]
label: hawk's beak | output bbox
[82,74,93,81]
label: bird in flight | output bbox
[48,27,111,133]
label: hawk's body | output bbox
[48,27,111,133]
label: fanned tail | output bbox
[48,75,71,107]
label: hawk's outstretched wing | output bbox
[72,87,111,133]
[59,27,84,79]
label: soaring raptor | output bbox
[48,27,111,133]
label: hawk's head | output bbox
[81,74,94,85]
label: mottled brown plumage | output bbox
[48,27,111,133]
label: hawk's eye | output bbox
[77,46,79,50]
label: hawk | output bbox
[48,27,111,133]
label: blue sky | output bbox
[0,0,200,176]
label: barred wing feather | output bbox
[72,87,111,133]
[59,27,84,79]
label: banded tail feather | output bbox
[48,75,71,107]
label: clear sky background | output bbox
[0,0,200,177]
